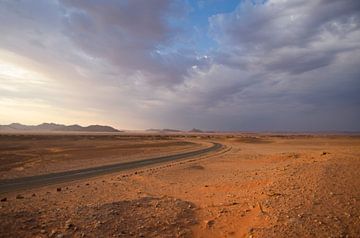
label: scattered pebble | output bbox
[16,194,24,199]
[65,219,74,229]
[204,220,215,228]
[49,230,57,237]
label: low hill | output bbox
[189,128,204,133]
[0,123,121,132]
[146,128,183,133]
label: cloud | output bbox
[163,0,360,130]
[61,0,198,85]
[0,0,359,130]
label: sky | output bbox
[0,0,359,131]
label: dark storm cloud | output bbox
[178,0,360,130]
[211,0,360,49]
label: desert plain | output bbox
[0,133,359,238]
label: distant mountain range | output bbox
[189,128,204,133]
[146,128,206,133]
[0,123,121,132]
[145,128,181,133]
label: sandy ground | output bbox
[0,134,204,179]
[0,134,360,238]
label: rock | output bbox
[1,197,7,202]
[204,220,215,228]
[56,187,61,192]
[16,194,24,199]
[94,220,102,228]
[56,234,64,238]
[65,219,74,229]
[32,193,36,197]
[258,202,264,214]
[49,230,57,237]
[40,229,46,234]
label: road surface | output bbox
[0,142,222,193]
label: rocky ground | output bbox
[0,134,359,237]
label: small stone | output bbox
[65,219,74,229]
[94,220,102,228]
[56,234,64,238]
[0,197,7,202]
[56,187,61,192]
[49,230,57,237]
[219,208,227,214]
[204,185,209,187]
[204,220,215,228]
[32,193,36,197]
[16,194,24,199]
[40,229,46,234]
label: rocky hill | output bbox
[0,123,121,132]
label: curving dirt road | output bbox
[0,142,222,193]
